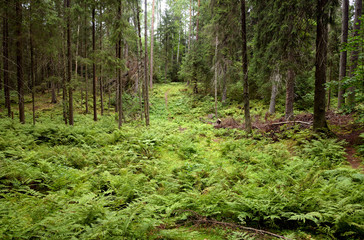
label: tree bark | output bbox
[150,0,155,89]
[92,7,97,121]
[188,0,192,53]
[67,0,73,125]
[84,5,89,114]
[214,34,218,119]
[3,0,11,117]
[118,3,123,128]
[99,5,104,116]
[62,0,68,124]
[269,70,281,115]
[135,0,144,121]
[30,3,36,124]
[313,0,329,132]
[338,0,349,109]
[346,0,362,107]
[144,0,150,126]
[196,0,201,41]
[16,0,25,124]
[241,0,252,133]
[285,55,295,120]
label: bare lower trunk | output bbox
[241,0,251,133]
[144,0,150,126]
[16,0,25,124]
[30,3,35,124]
[99,6,104,116]
[222,66,227,105]
[269,70,281,115]
[338,0,349,109]
[285,66,295,120]
[118,4,123,128]
[67,0,73,125]
[346,0,362,107]
[214,34,218,119]
[135,0,144,121]
[92,7,97,121]
[313,0,329,132]
[3,0,11,117]
[51,81,57,103]
[188,0,192,52]
[150,0,155,89]
[177,29,181,65]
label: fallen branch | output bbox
[268,121,312,126]
[177,210,292,240]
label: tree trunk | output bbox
[84,6,89,114]
[30,3,36,124]
[99,5,104,116]
[118,4,123,128]
[269,70,281,115]
[327,60,332,110]
[3,0,11,117]
[135,0,144,121]
[51,81,57,103]
[313,0,329,132]
[338,0,349,109]
[188,0,192,53]
[144,0,150,126]
[16,0,25,124]
[196,0,200,41]
[241,0,252,133]
[92,7,97,121]
[150,0,155,89]
[67,0,73,125]
[285,55,295,120]
[214,34,218,119]
[346,0,362,107]
[222,63,227,105]
[62,1,68,124]
[177,28,181,65]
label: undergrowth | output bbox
[0,83,363,239]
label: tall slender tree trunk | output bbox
[313,0,329,132]
[99,5,104,116]
[3,0,11,117]
[30,4,36,124]
[92,7,97,121]
[150,0,155,89]
[16,0,25,124]
[84,6,89,114]
[75,18,80,80]
[214,34,218,119]
[196,0,200,41]
[241,0,252,133]
[62,15,68,124]
[188,0,192,53]
[135,0,144,121]
[338,0,349,109]
[67,0,73,125]
[177,29,181,65]
[144,0,150,126]
[346,0,362,107]
[118,4,123,128]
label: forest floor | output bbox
[0,83,363,239]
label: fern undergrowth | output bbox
[0,83,363,240]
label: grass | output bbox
[0,83,363,239]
